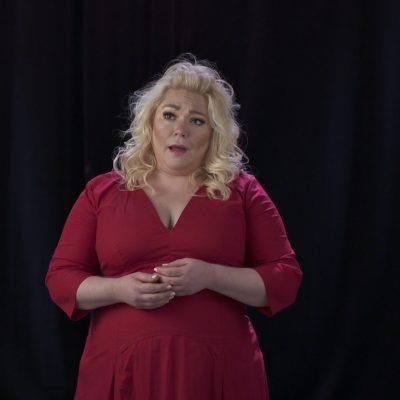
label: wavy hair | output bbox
[113,55,247,199]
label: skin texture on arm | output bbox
[76,272,176,310]
[154,258,268,307]
[208,263,268,306]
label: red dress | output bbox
[46,171,302,400]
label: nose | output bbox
[173,119,187,137]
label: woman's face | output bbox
[151,88,212,176]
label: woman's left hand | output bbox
[154,258,214,296]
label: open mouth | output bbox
[168,145,187,155]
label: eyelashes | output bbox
[162,111,175,120]
[191,118,206,126]
[162,112,206,126]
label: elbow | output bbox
[255,260,303,316]
[283,267,303,305]
[269,266,303,314]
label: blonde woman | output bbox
[46,56,302,400]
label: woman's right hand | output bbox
[112,272,175,309]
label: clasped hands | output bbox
[114,258,214,310]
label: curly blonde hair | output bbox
[113,55,246,199]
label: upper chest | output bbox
[143,188,194,230]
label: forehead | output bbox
[158,88,208,111]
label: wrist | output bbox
[206,263,218,290]
[110,278,121,303]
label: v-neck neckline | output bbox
[140,186,203,233]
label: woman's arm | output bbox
[76,276,118,310]
[207,263,267,306]
[76,273,175,310]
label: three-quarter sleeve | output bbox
[46,181,100,320]
[244,175,302,317]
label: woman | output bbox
[46,56,303,399]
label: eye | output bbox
[191,117,206,126]
[162,111,175,120]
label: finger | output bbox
[133,272,160,283]
[150,274,161,282]
[168,285,184,295]
[154,279,184,295]
[156,274,184,287]
[152,290,176,300]
[139,282,174,294]
[159,259,188,268]
[139,291,176,307]
[154,266,184,277]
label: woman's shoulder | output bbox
[231,170,259,191]
[85,171,122,200]
[87,170,120,188]
[229,170,272,204]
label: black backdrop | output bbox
[2,1,399,399]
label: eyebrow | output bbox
[162,104,207,118]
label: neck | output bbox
[150,169,194,192]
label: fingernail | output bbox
[162,263,168,266]
[151,274,158,279]
[154,267,158,272]
[167,284,172,289]
[170,292,175,298]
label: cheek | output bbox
[151,134,163,157]
[199,132,211,151]
[152,125,168,145]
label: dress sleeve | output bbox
[45,180,100,320]
[244,175,303,317]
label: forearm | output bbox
[76,276,119,310]
[207,264,268,307]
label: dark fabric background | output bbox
[1,1,399,399]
